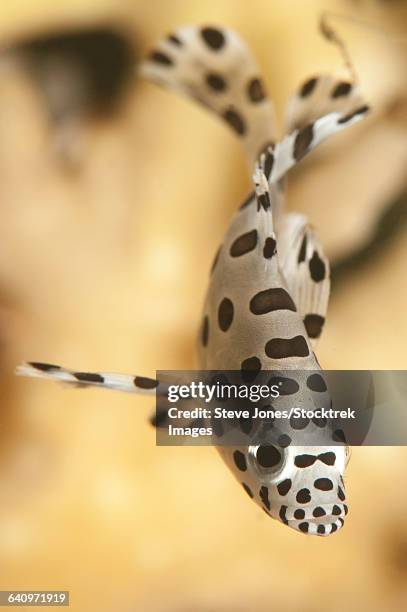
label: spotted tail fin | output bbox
[140,25,276,168]
[285,74,367,133]
[16,362,166,395]
[266,103,370,185]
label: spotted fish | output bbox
[16,25,369,536]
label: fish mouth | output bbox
[283,503,348,537]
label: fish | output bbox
[16,24,369,536]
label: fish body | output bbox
[16,24,370,536]
[196,165,347,535]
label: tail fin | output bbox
[140,25,276,168]
[267,103,369,185]
[284,74,367,133]
[141,25,370,185]
[16,362,166,395]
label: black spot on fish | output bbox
[241,356,261,382]
[134,376,159,389]
[265,336,309,359]
[256,192,271,212]
[300,77,318,97]
[279,504,288,524]
[298,235,307,263]
[74,372,104,383]
[278,434,291,448]
[260,486,271,510]
[331,81,352,98]
[306,373,327,392]
[247,77,266,102]
[167,34,183,46]
[218,298,234,332]
[309,251,326,282]
[230,230,258,257]
[263,237,276,259]
[263,151,274,179]
[222,107,246,135]
[313,416,327,428]
[242,483,253,498]
[304,314,325,339]
[294,124,314,161]
[149,50,173,66]
[333,429,347,443]
[314,478,334,491]
[206,72,227,92]
[250,288,296,315]
[233,450,247,472]
[294,454,316,468]
[201,27,226,50]
[296,488,311,504]
[29,362,61,372]
[338,105,369,124]
[277,479,292,496]
[319,452,336,466]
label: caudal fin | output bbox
[140,25,277,169]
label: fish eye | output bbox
[249,444,285,475]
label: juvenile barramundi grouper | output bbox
[16,24,369,536]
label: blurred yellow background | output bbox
[0,0,406,610]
